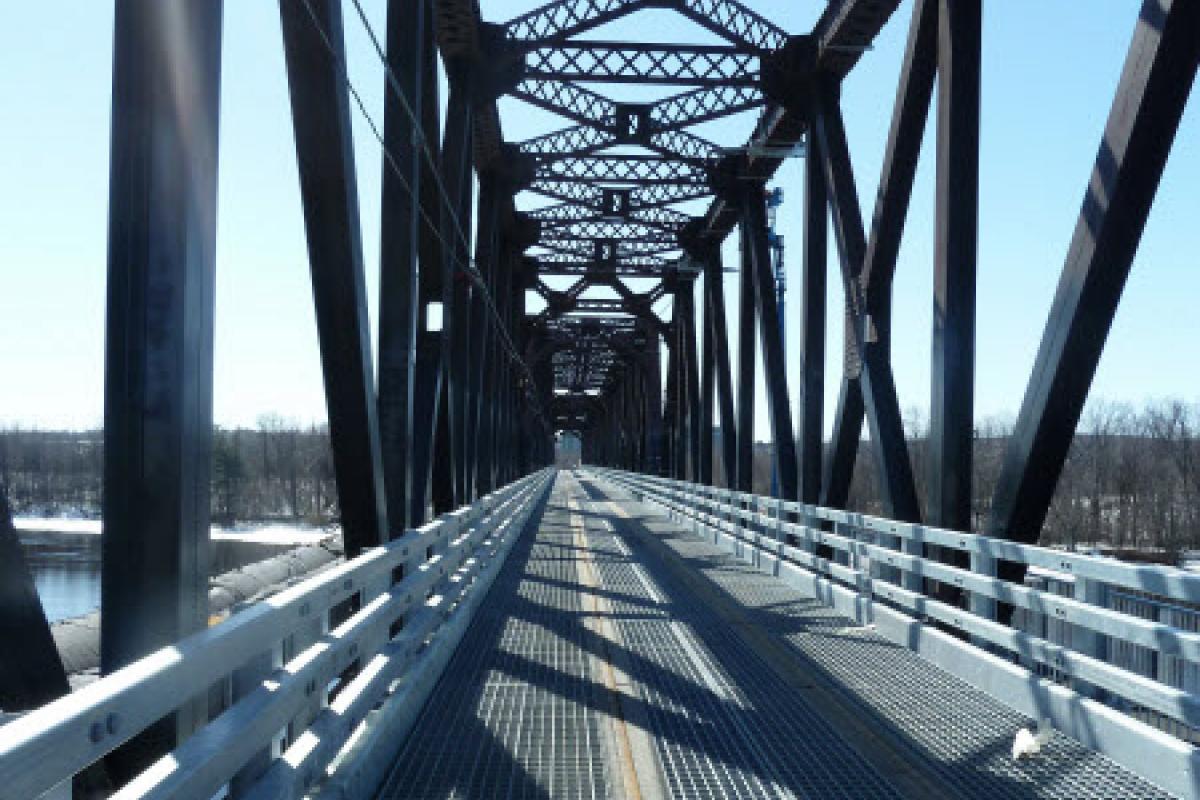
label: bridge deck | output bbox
[376,472,1173,799]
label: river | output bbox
[30,558,101,623]
[16,520,334,624]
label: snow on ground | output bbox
[13,517,335,545]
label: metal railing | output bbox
[590,467,1200,799]
[0,469,552,800]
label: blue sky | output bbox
[0,1,1197,441]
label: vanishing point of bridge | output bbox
[2,0,1199,799]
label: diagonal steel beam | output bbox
[821,0,937,509]
[812,85,921,522]
[507,0,649,44]
[814,0,905,78]
[281,0,388,554]
[519,124,614,158]
[650,84,764,131]
[989,0,1200,544]
[675,0,787,51]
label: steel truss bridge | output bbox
[1,0,1199,798]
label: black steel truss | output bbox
[79,1,1200,743]
[495,0,780,432]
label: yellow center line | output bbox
[567,483,645,800]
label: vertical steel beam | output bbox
[408,0,444,523]
[743,188,798,499]
[663,318,680,478]
[465,179,499,499]
[799,131,827,504]
[377,0,425,535]
[478,242,510,495]
[989,0,1200,542]
[641,325,664,475]
[821,378,864,507]
[440,78,474,506]
[433,79,473,511]
[704,253,738,487]
[929,0,980,534]
[736,222,756,491]
[281,0,388,556]
[102,0,222,764]
[680,280,703,480]
[700,287,715,484]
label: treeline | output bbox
[718,398,1200,559]
[8,399,1200,554]
[847,399,1200,558]
[0,416,337,524]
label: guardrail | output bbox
[0,469,552,800]
[589,467,1200,799]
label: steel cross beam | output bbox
[533,155,710,185]
[536,217,687,239]
[528,180,713,210]
[519,124,721,165]
[528,257,679,277]
[511,79,764,135]
[505,0,785,51]
[523,41,759,86]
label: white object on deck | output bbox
[1012,718,1054,760]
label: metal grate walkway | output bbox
[376,472,1175,799]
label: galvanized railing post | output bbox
[969,549,997,649]
[1074,576,1108,698]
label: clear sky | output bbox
[1,1,1197,441]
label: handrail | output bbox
[590,468,1200,733]
[0,470,552,800]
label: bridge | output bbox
[1,0,1199,798]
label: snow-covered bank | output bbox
[14,517,335,546]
